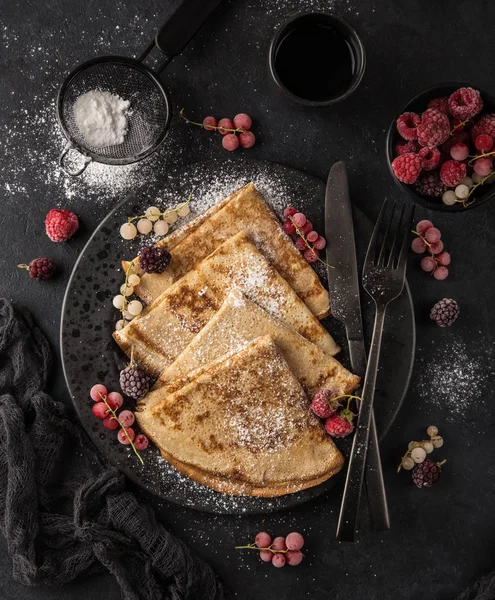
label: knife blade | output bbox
[325,161,390,536]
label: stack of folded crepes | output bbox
[114,183,360,497]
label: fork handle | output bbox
[336,304,387,542]
[366,412,390,530]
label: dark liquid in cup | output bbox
[274,22,355,102]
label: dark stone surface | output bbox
[0,0,494,599]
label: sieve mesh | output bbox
[59,60,170,164]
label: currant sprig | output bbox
[288,216,335,269]
[179,109,247,134]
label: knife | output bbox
[324,161,390,538]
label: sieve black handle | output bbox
[154,0,222,58]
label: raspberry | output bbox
[430,298,459,327]
[475,134,493,153]
[440,160,466,187]
[310,389,338,418]
[412,460,443,487]
[395,140,419,156]
[448,87,483,120]
[120,366,150,399]
[417,109,450,148]
[418,147,441,171]
[391,153,422,184]
[18,257,56,281]
[45,208,79,242]
[139,246,171,273]
[396,112,421,140]
[427,97,449,114]
[325,414,354,438]
[414,173,446,198]
[471,114,495,141]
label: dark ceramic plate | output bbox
[61,158,415,515]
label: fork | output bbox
[336,199,414,542]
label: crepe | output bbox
[113,232,339,376]
[139,335,344,497]
[140,292,358,414]
[123,183,330,319]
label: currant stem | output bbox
[450,118,470,135]
[234,544,288,554]
[467,149,495,164]
[180,109,246,134]
[126,195,192,224]
[99,392,144,466]
[288,216,335,269]
[120,260,135,317]
[17,264,30,270]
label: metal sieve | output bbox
[57,0,221,176]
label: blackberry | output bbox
[414,173,446,198]
[412,460,443,488]
[18,258,56,281]
[139,246,171,274]
[120,366,150,400]
[430,298,459,327]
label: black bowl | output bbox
[385,83,495,212]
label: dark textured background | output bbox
[1,0,494,598]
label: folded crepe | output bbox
[139,335,344,497]
[114,232,339,376]
[140,292,359,414]
[123,183,330,319]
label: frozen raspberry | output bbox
[396,112,421,141]
[120,366,150,399]
[391,153,422,184]
[325,414,354,438]
[45,208,79,242]
[430,298,459,327]
[18,257,56,281]
[427,97,449,114]
[139,246,171,274]
[471,114,495,141]
[417,109,450,148]
[412,460,443,487]
[475,134,493,153]
[449,143,469,161]
[440,160,466,187]
[395,140,419,156]
[310,389,338,418]
[414,173,446,198]
[418,147,441,171]
[448,87,483,121]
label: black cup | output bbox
[269,12,366,108]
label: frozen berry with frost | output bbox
[449,143,469,162]
[475,134,493,153]
[416,220,433,234]
[120,366,150,399]
[106,391,124,410]
[119,410,135,427]
[300,221,313,236]
[425,227,441,243]
[285,532,304,551]
[420,256,436,272]
[272,554,286,568]
[427,97,449,114]
[436,251,451,266]
[304,248,319,262]
[442,190,457,206]
[117,427,136,445]
[92,402,109,419]
[313,236,327,250]
[442,131,469,155]
[471,113,495,141]
[440,160,467,187]
[391,153,422,184]
[412,460,443,487]
[414,173,446,198]
[454,184,469,200]
[202,116,217,131]
[283,207,297,218]
[286,551,304,566]
[222,133,239,151]
[448,87,483,120]
[419,147,441,171]
[134,434,149,450]
[396,112,421,140]
[271,537,287,551]
[433,266,449,280]
[311,389,338,418]
[411,237,426,253]
[411,446,427,464]
[429,240,444,255]
[217,118,234,134]
[417,108,450,148]
[233,113,252,131]
[292,213,306,228]
[295,237,306,251]
[45,208,79,242]
[307,231,319,243]
[473,158,493,177]
[18,258,56,281]
[260,551,272,563]
[103,415,119,430]
[325,414,354,438]
[239,131,256,148]
[430,298,459,327]
[90,384,108,402]
[283,219,296,235]
[120,222,137,240]
[139,246,171,274]
[255,532,272,548]
[395,140,419,156]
